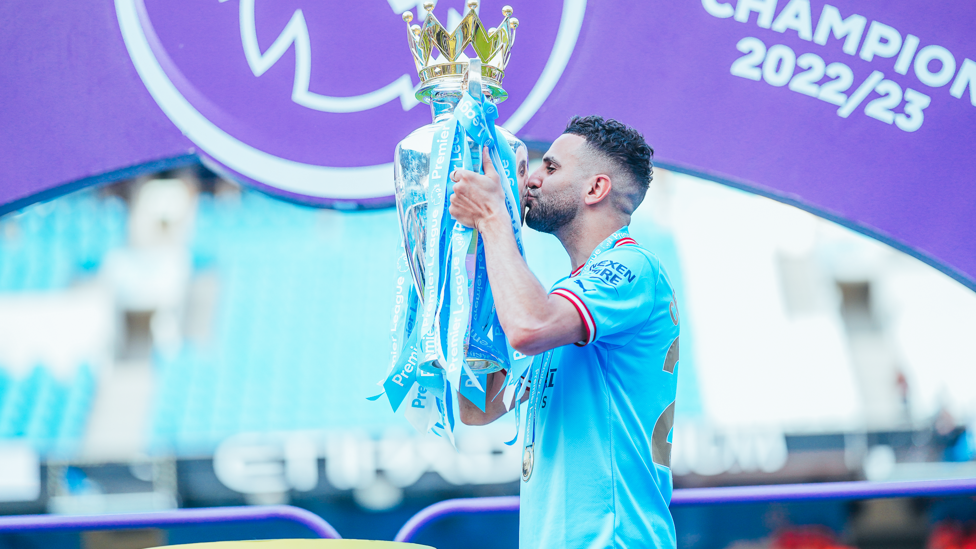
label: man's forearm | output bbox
[478,216,582,355]
[479,216,550,340]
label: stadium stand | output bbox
[0,365,95,455]
[0,193,126,292]
[151,192,405,455]
[0,191,119,457]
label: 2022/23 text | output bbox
[732,37,930,132]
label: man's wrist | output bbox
[478,207,514,240]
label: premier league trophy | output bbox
[375,2,533,439]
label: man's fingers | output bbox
[448,202,475,229]
[455,152,502,186]
[482,146,498,179]
[452,168,474,183]
[448,190,469,214]
[452,167,474,183]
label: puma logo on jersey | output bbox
[575,280,596,293]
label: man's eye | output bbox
[546,165,555,173]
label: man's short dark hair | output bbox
[564,115,654,195]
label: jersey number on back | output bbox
[652,303,680,468]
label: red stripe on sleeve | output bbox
[551,288,597,345]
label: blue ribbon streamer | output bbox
[379,73,532,438]
[420,121,457,366]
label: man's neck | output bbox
[556,213,628,272]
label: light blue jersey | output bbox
[520,228,680,549]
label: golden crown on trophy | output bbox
[402,1,518,102]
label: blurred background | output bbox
[0,149,973,548]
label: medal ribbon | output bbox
[573,226,633,277]
[521,349,554,479]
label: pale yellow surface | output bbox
[149,541,433,549]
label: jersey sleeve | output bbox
[550,247,657,346]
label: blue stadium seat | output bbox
[0,363,96,456]
[24,368,65,452]
[0,367,43,438]
[54,364,97,455]
[0,191,129,292]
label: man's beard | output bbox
[524,191,579,234]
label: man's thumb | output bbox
[482,146,498,178]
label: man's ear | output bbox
[583,174,613,206]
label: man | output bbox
[449,116,679,548]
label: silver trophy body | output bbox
[394,85,524,374]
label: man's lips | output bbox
[521,195,535,225]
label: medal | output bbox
[521,350,553,483]
[522,445,534,481]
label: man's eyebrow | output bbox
[519,159,528,170]
[542,155,560,167]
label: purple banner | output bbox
[1,0,974,288]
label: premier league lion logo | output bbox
[116,0,584,207]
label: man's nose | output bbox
[527,167,543,188]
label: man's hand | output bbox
[449,147,510,232]
[458,370,526,425]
